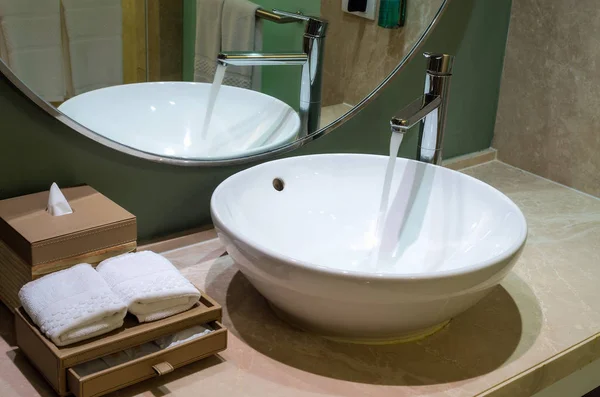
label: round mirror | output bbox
[0,0,447,165]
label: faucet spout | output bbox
[390,53,454,165]
[391,94,441,133]
[215,10,327,137]
[217,50,315,137]
[217,52,308,66]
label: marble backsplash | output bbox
[493,0,600,198]
[321,0,444,107]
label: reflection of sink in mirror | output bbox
[58,82,300,160]
[211,154,527,343]
[0,0,447,162]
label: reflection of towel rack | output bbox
[255,9,302,23]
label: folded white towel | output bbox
[155,324,213,349]
[61,0,123,95]
[97,251,201,323]
[18,264,128,347]
[194,0,225,83]
[221,0,262,90]
[0,0,65,101]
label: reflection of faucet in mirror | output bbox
[390,53,455,165]
[217,9,328,137]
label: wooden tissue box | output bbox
[16,290,227,397]
[0,185,137,311]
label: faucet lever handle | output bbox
[391,94,441,133]
[423,53,454,75]
[272,9,328,37]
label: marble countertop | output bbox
[2,160,600,397]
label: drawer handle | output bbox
[152,362,175,376]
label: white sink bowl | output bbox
[211,154,527,343]
[58,82,300,160]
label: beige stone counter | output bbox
[1,160,600,397]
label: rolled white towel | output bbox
[74,343,161,376]
[18,264,128,347]
[97,251,201,323]
[155,324,213,349]
[72,358,109,377]
[100,350,131,367]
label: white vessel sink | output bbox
[211,154,527,343]
[58,82,300,160]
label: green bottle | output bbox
[378,0,407,29]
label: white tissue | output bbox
[47,183,73,216]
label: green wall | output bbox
[0,0,512,241]
[182,0,320,109]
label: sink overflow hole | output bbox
[273,178,285,191]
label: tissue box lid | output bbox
[0,186,136,266]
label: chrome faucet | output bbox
[217,10,328,137]
[391,53,454,165]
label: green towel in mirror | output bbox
[378,0,407,29]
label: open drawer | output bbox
[67,321,227,397]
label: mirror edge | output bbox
[0,1,450,167]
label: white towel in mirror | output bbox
[194,0,225,84]
[221,0,262,90]
[0,18,7,61]
[124,342,161,359]
[61,0,122,96]
[0,0,66,102]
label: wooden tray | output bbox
[15,291,226,396]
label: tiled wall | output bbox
[493,0,600,197]
[321,0,443,107]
